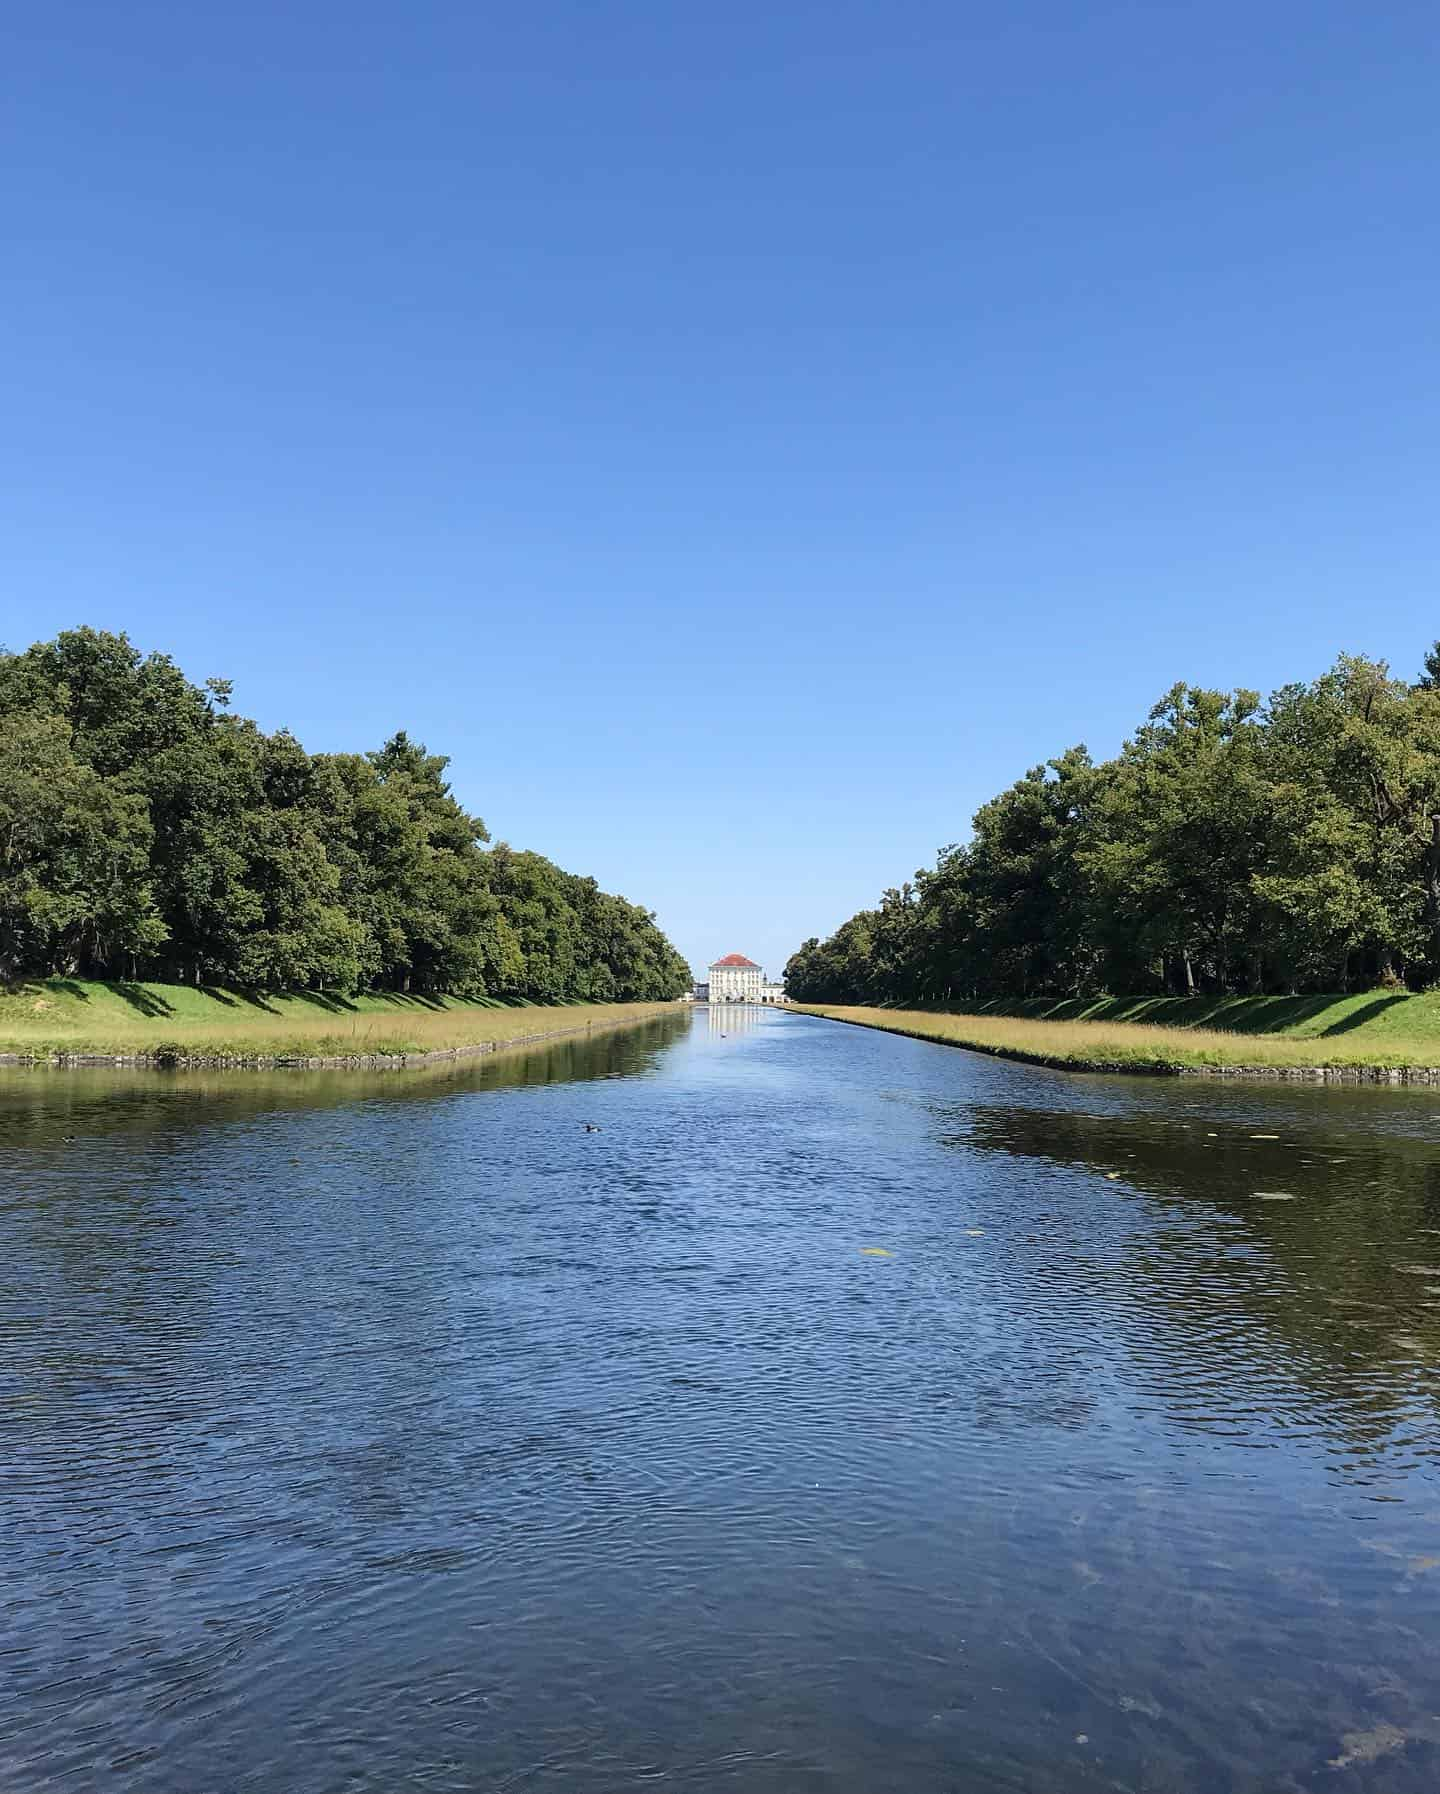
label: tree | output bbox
[0,629,690,999]
[1082,687,1270,994]
[0,710,165,979]
[784,654,1440,1004]
[966,746,1102,997]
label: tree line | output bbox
[1,628,691,1001]
[786,649,1440,1005]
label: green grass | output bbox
[0,978,681,1062]
[961,990,1440,1047]
[795,994,1440,1072]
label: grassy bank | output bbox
[795,995,1440,1075]
[0,979,682,1065]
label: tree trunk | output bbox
[1182,951,1196,996]
[1425,816,1440,971]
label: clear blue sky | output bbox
[5,1,1437,980]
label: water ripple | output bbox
[4,1013,1440,1791]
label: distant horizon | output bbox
[9,617,1440,992]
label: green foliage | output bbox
[0,709,165,979]
[0,628,689,1001]
[787,648,1440,1004]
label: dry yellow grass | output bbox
[0,980,682,1061]
[797,1005,1440,1071]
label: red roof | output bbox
[711,953,760,968]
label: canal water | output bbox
[6,1006,1440,1793]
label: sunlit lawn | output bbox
[797,1000,1440,1070]
[0,979,679,1059]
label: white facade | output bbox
[708,954,764,1003]
[760,980,789,1005]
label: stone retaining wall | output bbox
[1177,1062,1440,1084]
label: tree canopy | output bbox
[786,647,1440,1005]
[0,629,690,1001]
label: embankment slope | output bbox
[795,994,1440,1080]
[0,979,682,1067]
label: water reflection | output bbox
[5,1009,1440,1793]
[700,1000,772,1037]
[0,1010,689,1148]
[937,1090,1440,1474]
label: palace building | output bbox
[709,953,762,1003]
[706,954,789,1004]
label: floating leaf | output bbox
[1328,1722,1406,1769]
[1117,1693,1162,1718]
[859,1247,893,1257]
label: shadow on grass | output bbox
[47,979,93,1003]
[1,978,95,1005]
[3,979,636,1026]
[199,986,283,1015]
[1318,994,1409,1036]
[968,992,1410,1037]
[104,981,176,1019]
[202,988,511,1015]
[1094,995,1346,1035]
[360,994,541,1011]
